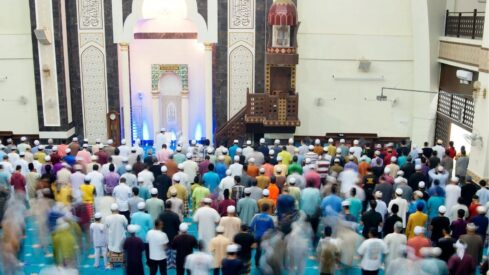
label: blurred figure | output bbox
[357,227,388,275]
[52,219,78,268]
[221,244,243,275]
[285,215,311,274]
[90,212,108,269]
[184,241,214,274]
[418,247,449,275]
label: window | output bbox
[272,25,290,47]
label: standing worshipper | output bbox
[357,228,388,275]
[128,187,144,215]
[448,240,476,275]
[146,188,164,221]
[193,197,221,249]
[209,226,231,275]
[172,223,198,275]
[130,202,153,259]
[430,206,450,245]
[219,206,241,240]
[158,200,181,269]
[383,204,402,236]
[427,186,445,220]
[361,200,383,238]
[455,148,469,180]
[460,223,484,265]
[123,224,145,275]
[237,188,259,226]
[52,219,78,268]
[250,203,274,267]
[146,219,169,275]
[406,202,428,239]
[105,203,128,266]
[233,225,256,274]
[184,241,214,274]
[475,179,489,205]
[446,177,462,214]
[437,227,456,262]
[451,209,468,240]
[221,244,243,275]
[407,226,431,258]
[192,180,210,211]
[388,188,408,227]
[90,212,109,269]
[112,177,132,222]
[383,222,407,267]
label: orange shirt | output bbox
[261,163,274,178]
[406,236,430,258]
[358,161,370,178]
[247,165,259,178]
[268,184,280,203]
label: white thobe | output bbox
[87,171,104,197]
[193,206,220,248]
[105,213,128,253]
[118,145,131,157]
[15,159,29,175]
[218,176,235,195]
[351,146,362,159]
[445,184,461,215]
[338,169,358,195]
[182,160,199,183]
[229,163,243,177]
[70,171,85,201]
[388,197,408,227]
[112,184,132,212]
[121,172,138,188]
[154,133,167,152]
[138,170,155,189]
[242,146,254,158]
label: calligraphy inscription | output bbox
[79,0,103,30]
[230,0,254,29]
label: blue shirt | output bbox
[64,155,76,166]
[277,194,295,220]
[250,213,274,240]
[397,155,407,168]
[320,194,342,216]
[471,214,489,239]
[300,188,321,216]
[130,211,153,242]
[215,163,227,180]
[426,195,445,219]
[229,145,239,159]
[203,171,220,193]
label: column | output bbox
[204,43,213,141]
[181,89,189,140]
[119,43,132,142]
[152,91,160,140]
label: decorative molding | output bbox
[79,32,105,48]
[119,43,129,51]
[78,0,103,30]
[479,48,489,73]
[229,46,254,117]
[228,32,254,47]
[151,64,189,91]
[229,0,254,29]
[439,41,481,67]
[39,127,76,139]
[134,32,198,39]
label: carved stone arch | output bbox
[228,45,254,118]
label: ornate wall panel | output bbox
[229,46,253,117]
[439,41,481,67]
[77,0,108,140]
[227,0,256,119]
[151,64,189,92]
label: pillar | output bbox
[204,43,214,141]
[181,89,189,140]
[119,43,132,142]
[152,91,160,140]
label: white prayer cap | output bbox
[384,167,391,174]
[73,164,82,171]
[308,145,314,150]
[234,156,240,162]
[323,146,329,152]
[451,176,459,183]
[125,165,132,171]
[121,139,126,145]
[289,177,296,184]
[173,174,181,182]
[34,140,40,146]
[218,155,225,161]
[179,223,189,232]
[391,156,397,162]
[395,188,403,195]
[342,200,350,207]
[236,148,242,153]
[340,139,345,143]
[170,188,177,195]
[160,165,168,172]
[65,148,71,154]
[415,164,422,170]
[417,148,423,154]
[288,138,294,144]
[467,223,478,231]
[20,136,27,142]
[227,205,236,213]
[314,139,320,145]
[333,158,340,163]
[160,128,166,132]
[394,177,402,184]
[348,155,354,160]
[137,202,146,210]
[276,167,283,173]
[397,170,404,176]
[91,155,98,161]
[353,139,359,145]
[121,157,129,162]
[216,226,225,233]
[430,247,442,257]
[477,206,486,214]
[232,139,239,144]
[96,138,101,143]
[52,145,58,151]
[207,147,214,154]
[94,212,102,219]
[45,155,51,162]
[226,169,232,176]
[110,203,119,211]
[203,197,212,204]
[263,189,270,196]
[269,149,275,155]
[191,140,196,145]
[248,158,255,163]
[244,188,251,194]
[437,166,444,172]
[414,190,423,198]
[176,146,182,152]
[83,143,88,148]
[336,148,342,154]
[178,163,184,170]
[418,181,425,188]
[137,177,144,182]
[260,138,265,144]
[150,188,158,195]
[127,224,140,233]
[246,140,251,145]
[259,167,265,173]
[374,150,380,156]
[107,139,113,145]
[186,153,192,159]
[437,139,443,145]
[83,138,89,143]
[414,226,424,235]
[227,244,239,253]
[277,156,283,161]
[274,139,280,145]
[349,148,354,153]
[328,138,334,143]
[438,205,447,214]
[375,191,383,199]
[222,148,228,154]
[305,158,312,164]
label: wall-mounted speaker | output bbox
[34,28,52,45]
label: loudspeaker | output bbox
[34,28,52,45]
[358,60,371,72]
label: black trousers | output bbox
[254,239,262,266]
[213,268,221,275]
[362,269,379,275]
[149,258,167,275]
[120,210,130,224]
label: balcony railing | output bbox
[445,9,485,39]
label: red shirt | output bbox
[469,202,479,219]
[446,147,456,159]
[10,171,26,193]
[407,236,431,258]
[304,170,321,188]
[218,199,236,217]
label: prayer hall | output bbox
[2,0,489,274]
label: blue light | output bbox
[194,123,202,141]
[142,121,150,140]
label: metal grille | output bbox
[436,91,474,134]
[445,10,485,39]
[463,100,475,128]
[435,115,451,145]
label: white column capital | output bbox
[204,42,214,51]
[181,89,189,96]
[151,90,160,98]
[119,43,129,51]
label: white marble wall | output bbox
[77,0,109,141]
[227,0,256,119]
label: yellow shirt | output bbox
[35,152,47,164]
[277,150,292,166]
[55,185,72,205]
[256,175,270,189]
[406,211,428,239]
[167,183,188,202]
[80,184,95,204]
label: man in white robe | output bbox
[105,203,128,254]
[154,128,168,153]
[193,198,221,250]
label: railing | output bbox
[245,92,300,126]
[445,9,485,39]
[214,106,247,146]
[437,90,474,130]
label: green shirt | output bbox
[52,228,77,265]
[192,186,210,211]
[288,163,303,175]
[237,197,259,226]
[347,197,363,222]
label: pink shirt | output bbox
[156,149,172,163]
